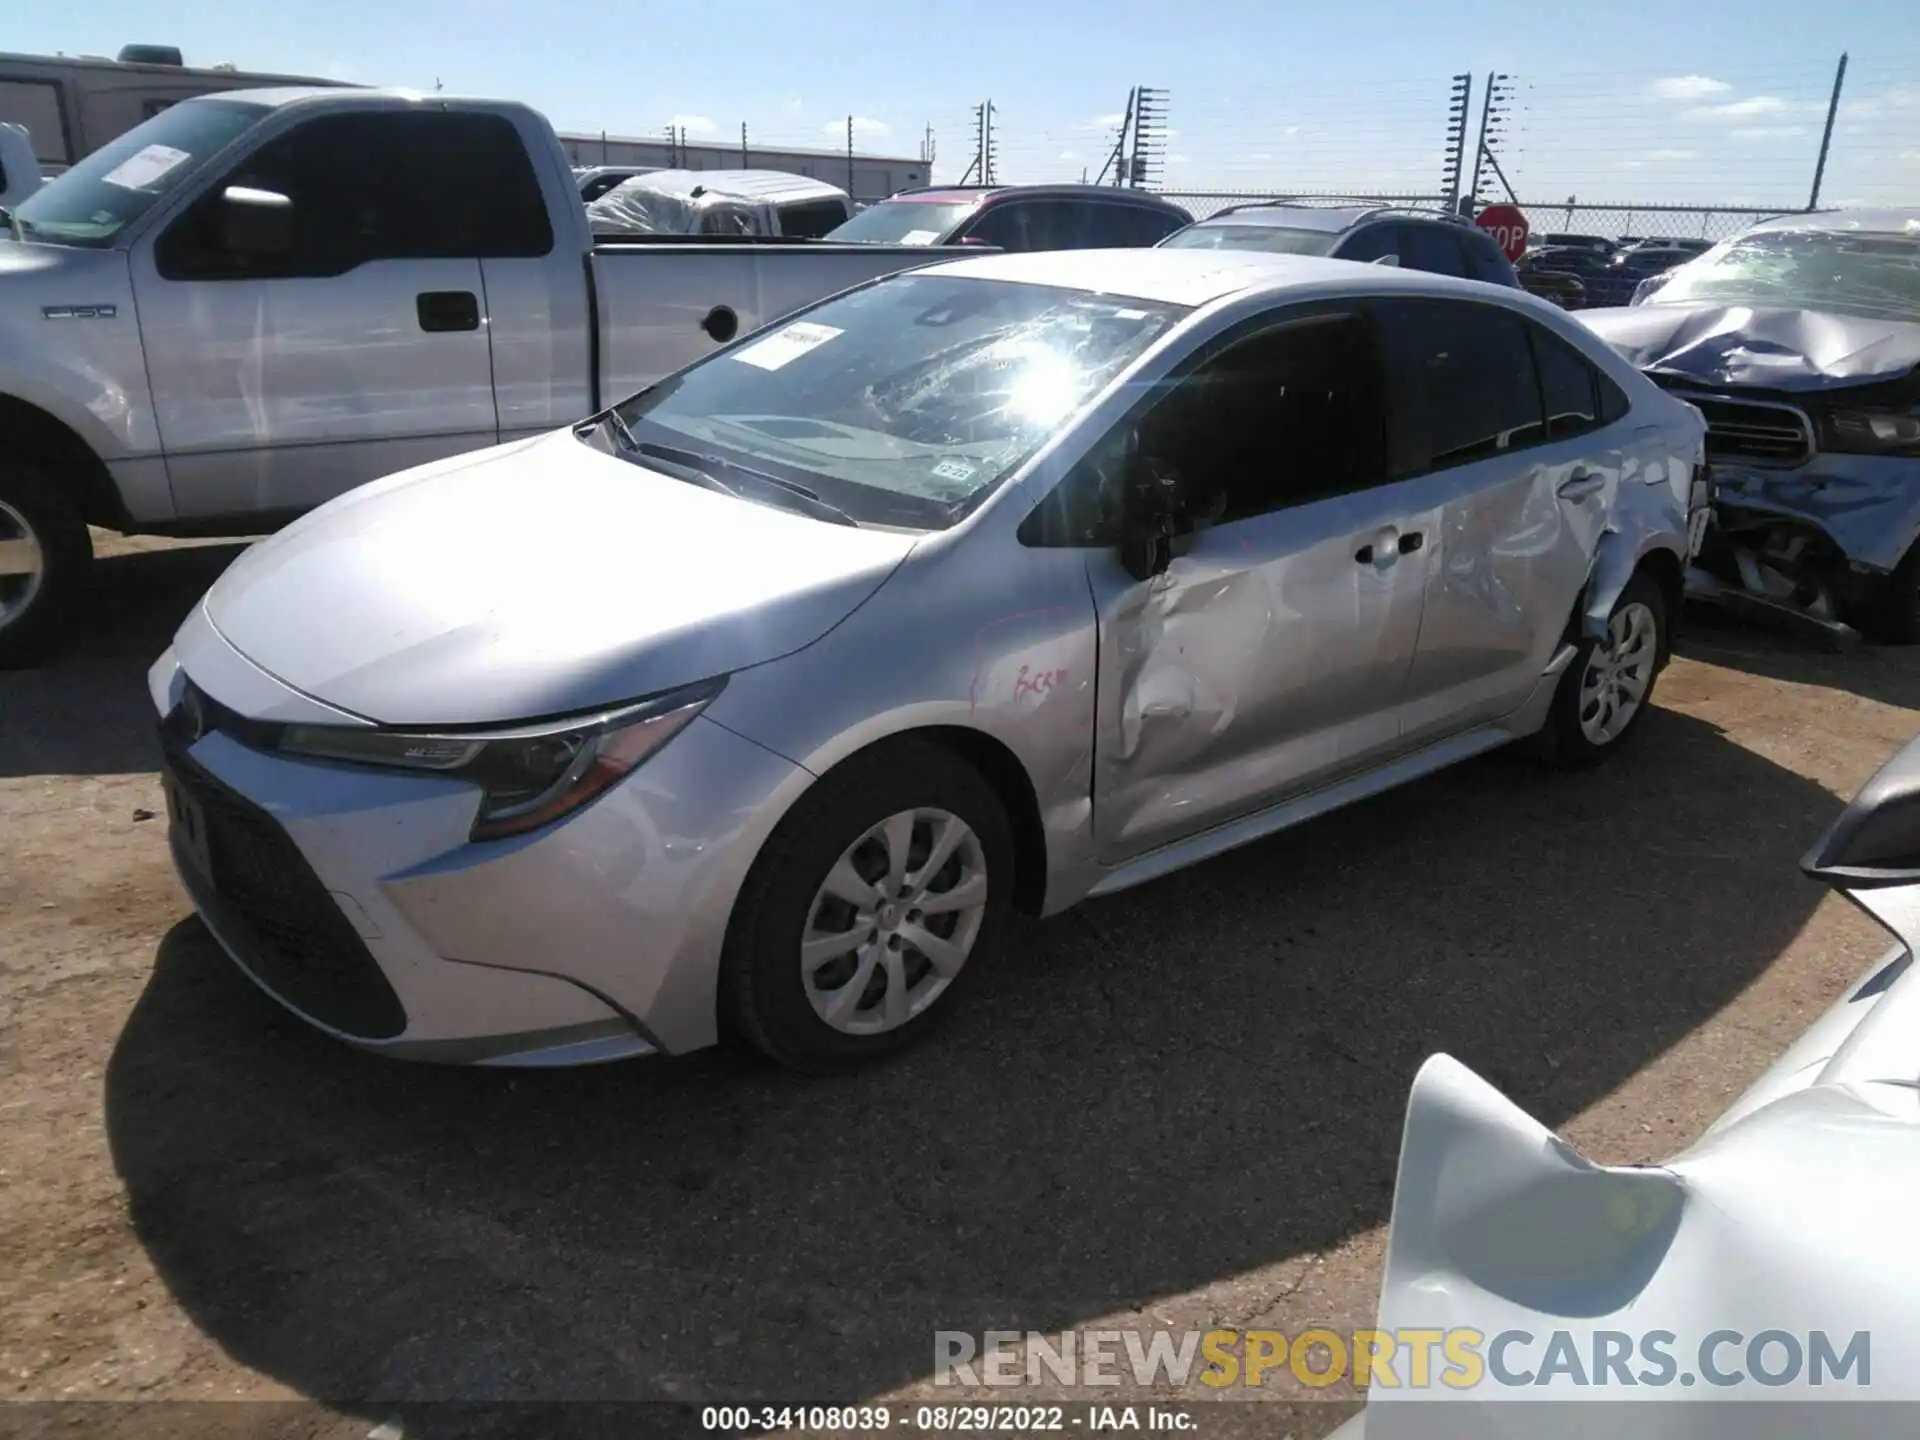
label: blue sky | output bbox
[17,1,1920,206]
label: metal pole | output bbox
[741,122,748,167]
[1467,71,1497,207]
[847,115,855,196]
[1808,52,1848,211]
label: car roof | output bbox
[912,247,1523,307]
[885,184,1190,214]
[1190,204,1383,233]
[620,168,850,205]
[1748,207,1920,236]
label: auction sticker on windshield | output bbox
[100,144,193,192]
[900,229,941,245]
[733,322,844,371]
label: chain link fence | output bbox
[1509,202,1797,243]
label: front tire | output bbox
[1537,572,1668,769]
[720,738,1014,1073]
[0,455,94,669]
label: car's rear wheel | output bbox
[720,738,1014,1073]
[1537,572,1667,768]
[0,455,93,669]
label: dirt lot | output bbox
[3,534,1918,1436]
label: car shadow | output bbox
[1678,608,1920,711]
[105,707,1840,1421]
[0,538,249,779]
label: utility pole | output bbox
[847,115,856,196]
[1440,73,1471,212]
[1127,87,1168,189]
[1098,88,1135,186]
[1809,52,1848,211]
[969,101,997,186]
[1467,72,1513,209]
[741,121,748,167]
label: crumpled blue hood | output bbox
[1579,301,1920,391]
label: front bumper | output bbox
[149,641,810,1064]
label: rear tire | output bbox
[1536,572,1668,769]
[720,738,1014,1074]
[0,455,93,669]
[1860,545,1920,645]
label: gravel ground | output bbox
[3,534,1917,1439]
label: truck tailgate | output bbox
[587,243,963,402]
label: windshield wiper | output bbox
[628,438,858,527]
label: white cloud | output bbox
[1653,75,1731,101]
[1730,125,1809,140]
[1242,152,1273,162]
[1168,152,1189,164]
[1081,112,1124,130]
[1058,149,1079,161]
[668,114,715,136]
[1685,95,1798,120]
[1646,148,1697,161]
[825,116,891,139]
[1902,149,1920,162]
[783,96,804,115]
[1285,125,1301,137]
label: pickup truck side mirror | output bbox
[1117,430,1195,583]
[220,185,293,260]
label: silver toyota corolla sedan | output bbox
[149,249,1708,1072]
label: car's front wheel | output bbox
[720,738,1014,1073]
[1538,571,1668,768]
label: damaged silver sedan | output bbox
[150,250,1704,1072]
[1582,209,1920,644]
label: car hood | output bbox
[1579,300,1920,391]
[200,429,919,726]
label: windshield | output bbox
[825,200,978,245]
[11,98,269,248]
[609,273,1188,529]
[1160,223,1335,256]
[1648,229,1920,324]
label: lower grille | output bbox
[1670,391,1813,467]
[161,734,408,1040]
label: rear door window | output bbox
[1336,223,1399,264]
[1376,298,1547,473]
[1396,223,1469,278]
[1093,203,1187,247]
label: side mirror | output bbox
[1117,431,1192,583]
[1370,253,1401,267]
[1803,731,1920,889]
[219,185,293,259]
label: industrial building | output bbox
[0,46,925,200]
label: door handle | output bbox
[1557,469,1604,501]
[416,291,480,333]
[1356,530,1423,564]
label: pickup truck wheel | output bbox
[720,738,1014,1074]
[1536,573,1667,769]
[0,459,92,668]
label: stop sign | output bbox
[1475,204,1531,262]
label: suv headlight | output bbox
[277,677,724,841]
[1822,409,1920,456]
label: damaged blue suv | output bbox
[1582,209,1920,643]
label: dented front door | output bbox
[1087,481,1435,866]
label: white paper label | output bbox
[99,144,192,192]
[732,321,843,371]
[931,459,977,484]
[899,229,941,245]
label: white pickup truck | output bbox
[0,88,974,663]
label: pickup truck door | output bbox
[129,109,553,520]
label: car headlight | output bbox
[277,677,725,841]
[1822,409,1920,456]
